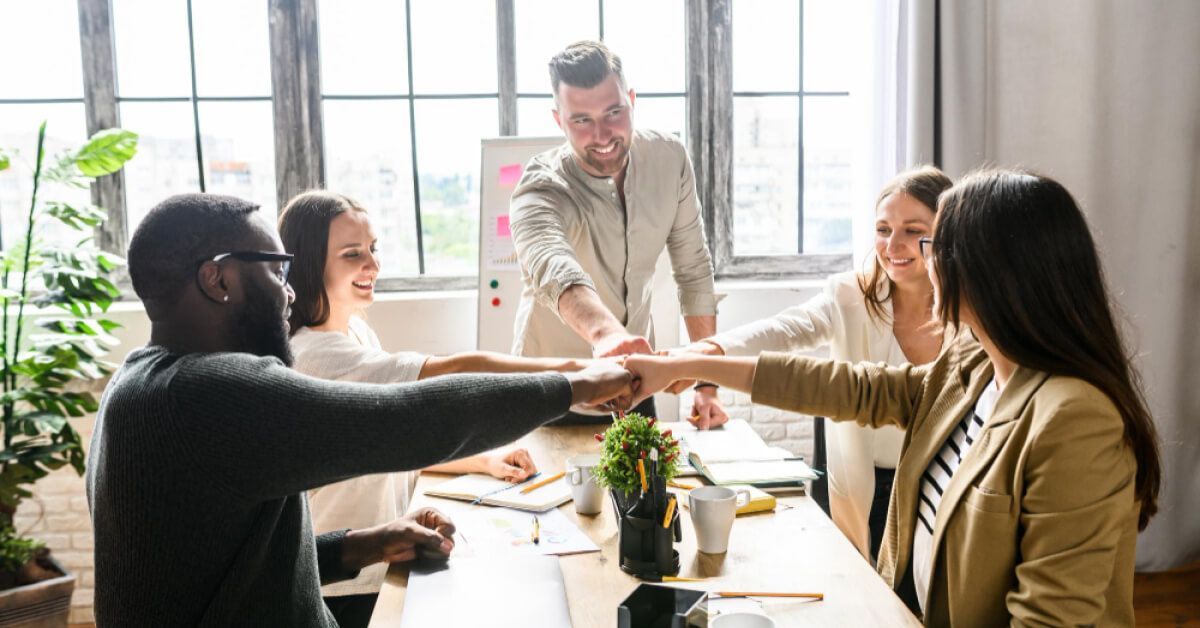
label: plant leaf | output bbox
[73,128,138,177]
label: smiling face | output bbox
[553,72,635,178]
[875,191,936,289]
[322,209,380,321]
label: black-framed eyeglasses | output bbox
[200,251,294,283]
[918,237,934,260]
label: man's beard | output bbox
[580,139,629,177]
[234,287,294,367]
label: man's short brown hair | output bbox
[548,40,627,95]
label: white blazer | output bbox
[709,271,912,559]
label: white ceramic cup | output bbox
[712,612,776,628]
[565,454,603,515]
[688,486,750,554]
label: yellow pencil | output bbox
[662,496,677,528]
[519,471,566,494]
[637,459,648,492]
[662,576,706,582]
[668,480,697,490]
[716,591,824,600]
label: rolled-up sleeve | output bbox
[510,185,596,316]
[666,143,718,317]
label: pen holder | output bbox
[611,489,682,579]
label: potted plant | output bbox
[0,122,136,624]
[594,412,684,578]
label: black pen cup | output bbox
[611,490,682,578]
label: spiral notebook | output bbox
[659,419,819,487]
[424,473,572,512]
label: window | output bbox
[514,0,686,140]
[44,0,860,291]
[112,0,275,232]
[320,0,497,279]
[0,1,88,252]
[731,0,854,257]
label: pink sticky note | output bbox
[499,163,523,186]
[496,215,511,237]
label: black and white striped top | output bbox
[913,378,999,612]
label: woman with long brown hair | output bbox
[278,190,589,627]
[677,165,952,561]
[626,170,1161,625]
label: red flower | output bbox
[661,429,673,438]
[594,433,604,442]
[621,442,630,450]
[647,417,656,427]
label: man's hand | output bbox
[342,507,457,572]
[565,359,634,411]
[484,448,537,483]
[592,332,653,359]
[688,386,729,430]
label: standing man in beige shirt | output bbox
[510,41,719,423]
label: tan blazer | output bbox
[752,330,1139,627]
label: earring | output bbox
[223,295,229,302]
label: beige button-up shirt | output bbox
[509,129,718,358]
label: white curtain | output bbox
[940,0,1200,570]
[852,0,939,269]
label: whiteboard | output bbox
[476,137,563,354]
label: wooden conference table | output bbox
[369,425,920,627]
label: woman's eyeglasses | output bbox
[918,237,934,260]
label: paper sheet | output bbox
[401,555,572,628]
[455,507,599,557]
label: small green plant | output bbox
[0,122,136,584]
[594,412,682,493]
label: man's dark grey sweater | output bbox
[85,346,573,626]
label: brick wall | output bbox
[13,417,95,624]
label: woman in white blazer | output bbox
[680,166,953,561]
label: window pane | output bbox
[119,102,200,232]
[733,96,799,256]
[409,0,496,94]
[0,104,89,252]
[517,97,562,137]
[803,96,852,253]
[732,0,799,93]
[514,0,598,95]
[198,102,276,214]
[318,0,409,95]
[0,1,83,99]
[603,0,684,93]
[323,100,419,278]
[414,99,498,276]
[633,96,686,143]
[191,0,272,97]
[804,0,854,93]
[113,0,192,98]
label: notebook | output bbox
[424,473,572,512]
[659,419,819,487]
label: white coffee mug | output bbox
[565,454,603,515]
[712,612,776,628]
[688,486,750,554]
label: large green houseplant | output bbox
[0,122,135,591]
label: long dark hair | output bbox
[933,170,1161,530]
[858,165,954,322]
[278,190,366,334]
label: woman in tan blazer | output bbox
[625,170,1161,626]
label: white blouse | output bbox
[291,317,428,598]
[709,271,925,559]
